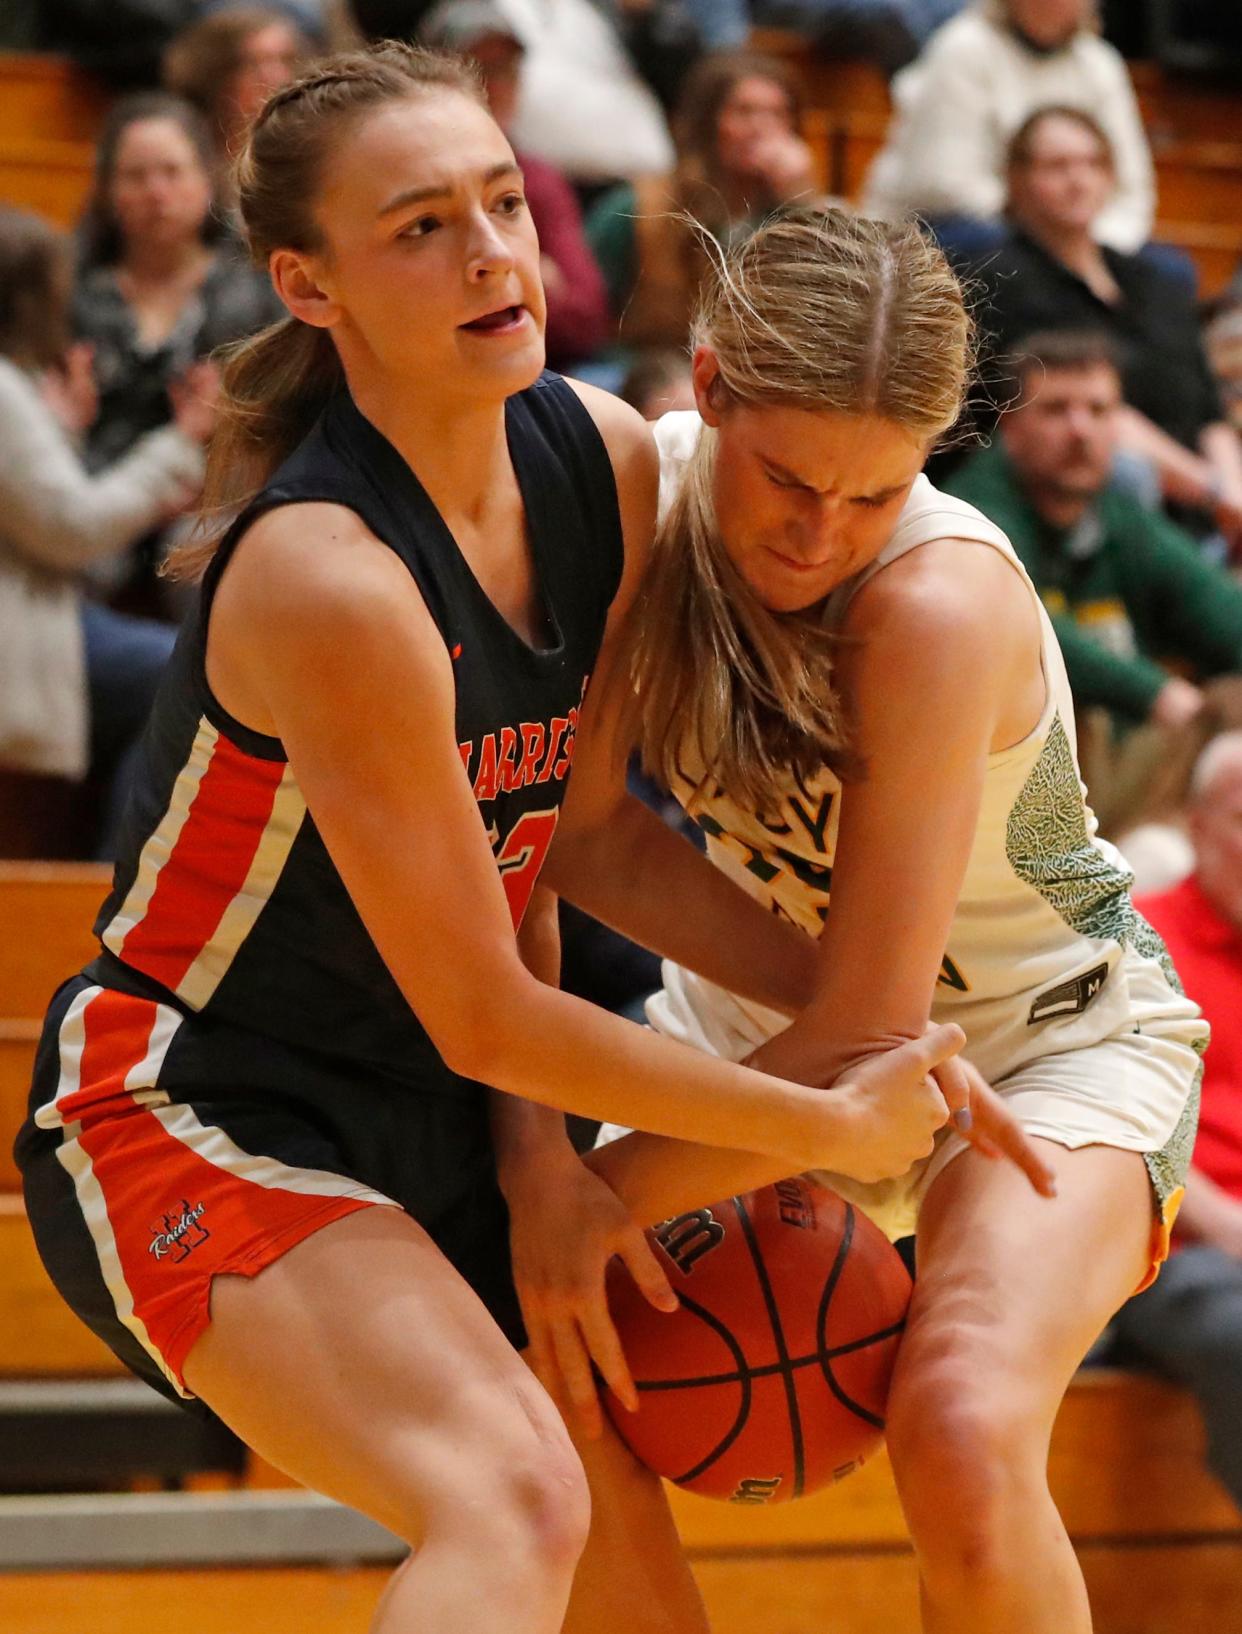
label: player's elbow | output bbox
[426,968,537,1085]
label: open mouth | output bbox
[459,305,526,334]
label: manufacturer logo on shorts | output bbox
[1027,962,1109,1025]
[149,1198,210,1263]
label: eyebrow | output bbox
[760,455,904,503]
[377,161,522,218]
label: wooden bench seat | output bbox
[0,1377,1237,1634]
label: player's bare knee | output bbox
[890,1385,1046,1569]
[415,1385,590,1570]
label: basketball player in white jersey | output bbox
[509,208,1206,1634]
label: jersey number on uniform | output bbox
[495,809,560,929]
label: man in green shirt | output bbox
[947,329,1242,730]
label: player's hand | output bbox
[505,1148,679,1438]
[936,1052,1058,1198]
[826,1025,960,1183]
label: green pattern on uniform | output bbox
[1005,714,1185,993]
[1144,1062,1202,1210]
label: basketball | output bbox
[602,1177,912,1504]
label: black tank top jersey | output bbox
[81,371,624,1096]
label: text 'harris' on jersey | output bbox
[457,708,580,803]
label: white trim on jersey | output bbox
[175,764,305,1011]
[150,1102,400,1210]
[54,1126,192,1398]
[101,717,219,961]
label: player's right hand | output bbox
[505,1149,679,1439]
[825,1024,962,1183]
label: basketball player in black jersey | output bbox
[14,45,968,1633]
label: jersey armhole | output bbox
[194,480,381,762]
[531,372,626,617]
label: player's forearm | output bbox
[490,1090,578,1195]
[547,794,817,1019]
[585,1129,798,1226]
[466,975,835,1172]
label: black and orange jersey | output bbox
[56,372,623,1103]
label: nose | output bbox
[465,208,516,283]
[786,495,843,561]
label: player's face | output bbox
[299,91,545,400]
[693,349,925,614]
[1009,115,1114,237]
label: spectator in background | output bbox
[72,93,280,595]
[619,346,695,418]
[419,1,609,372]
[946,332,1242,733]
[43,0,324,90]
[352,0,681,178]
[980,107,1242,533]
[1206,270,1242,443]
[864,0,1154,258]
[0,208,214,856]
[1108,731,1242,1515]
[490,0,675,183]
[751,0,967,74]
[164,7,310,211]
[587,50,819,352]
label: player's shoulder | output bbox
[220,501,426,635]
[850,534,1031,661]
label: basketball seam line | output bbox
[815,1205,887,1432]
[664,1288,755,1487]
[632,1319,908,1393]
[735,1194,806,1499]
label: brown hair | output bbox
[0,207,72,371]
[625,207,974,811]
[673,50,805,224]
[1005,103,1114,172]
[1011,327,1121,398]
[78,92,224,270]
[169,41,485,580]
[164,8,308,133]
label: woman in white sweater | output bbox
[0,207,215,852]
[864,0,1154,255]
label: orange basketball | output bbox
[603,1178,911,1504]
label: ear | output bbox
[269,247,342,330]
[691,344,725,427]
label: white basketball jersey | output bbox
[646,412,1196,1086]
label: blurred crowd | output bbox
[1,0,1241,1513]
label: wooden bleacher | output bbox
[0,864,1239,1630]
[0,44,1239,283]
[0,53,103,228]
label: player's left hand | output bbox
[505,1150,679,1438]
[936,1052,1058,1198]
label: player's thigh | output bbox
[183,1206,587,1545]
[899,1140,1152,1412]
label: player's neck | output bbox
[348,370,513,524]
